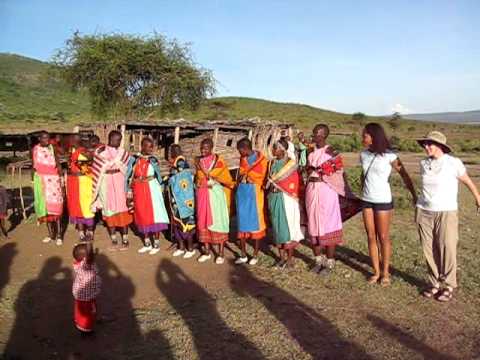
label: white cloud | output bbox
[391,103,411,114]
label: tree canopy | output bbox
[52,32,215,119]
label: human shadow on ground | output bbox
[3,256,73,359]
[156,259,265,360]
[367,314,457,360]
[3,254,173,360]
[86,254,173,360]
[0,242,17,299]
[230,266,373,360]
[335,246,427,289]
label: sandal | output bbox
[380,276,391,287]
[367,274,380,284]
[436,287,453,302]
[422,287,440,299]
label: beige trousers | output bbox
[416,208,459,288]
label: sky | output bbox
[1,0,479,115]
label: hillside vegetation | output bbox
[1,53,480,152]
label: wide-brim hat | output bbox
[416,131,452,153]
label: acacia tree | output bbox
[389,112,402,130]
[352,112,366,123]
[52,32,215,119]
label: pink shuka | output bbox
[32,144,64,216]
[305,145,343,246]
[91,145,130,215]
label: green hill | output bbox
[2,53,480,153]
[0,53,90,124]
[0,53,358,128]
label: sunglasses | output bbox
[421,140,436,148]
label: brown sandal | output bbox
[367,274,380,284]
[436,287,453,302]
[380,276,391,287]
[422,287,440,298]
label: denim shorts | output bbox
[361,200,394,211]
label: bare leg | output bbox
[153,232,160,249]
[204,243,211,255]
[0,219,9,238]
[253,239,260,258]
[286,246,294,267]
[326,245,336,259]
[107,227,117,243]
[186,236,194,252]
[239,238,247,258]
[55,218,63,240]
[363,208,380,281]
[85,226,94,241]
[77,223,85,241]
[219,243,225,258]
[277,245,284,262]
[52,220,59,240]
[120,226,129,243]
[312,244,321,257]
[374,210,393,282]
[119,226,129,250]
[46,221,55,240]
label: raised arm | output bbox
[86,242,95,264]
[458,173,480,208]
[392,158,417,205]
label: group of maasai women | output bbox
[32,122,480,305]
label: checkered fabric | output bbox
[72,259,102,301]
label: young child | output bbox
[0,185,10,239]
[72,242,101,333]
[167,144,196,258]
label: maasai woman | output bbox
[235,137,268,265]
[91,131,132,251]
[126,138,169,255]
[66,136,95,242]
[167,144,196,259]
[195,138,235,264]
[267,139,304,268]
[32,131,64,245]
[306,124,345,276]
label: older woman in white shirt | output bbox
[416,131,480,302]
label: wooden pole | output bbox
[10,166,15,189]
[213,128,219,152]
[174,127,180,144]
[19,167,26,219]
[120,124,126,148]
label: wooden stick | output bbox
[19,167,26,219]
[120,124,126,148]
[174,127,180,144]
[213,128,219,152]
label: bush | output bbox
[330,134,362,152]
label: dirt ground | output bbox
[1,152,480,359]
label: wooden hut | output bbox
[79,118,293,172]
